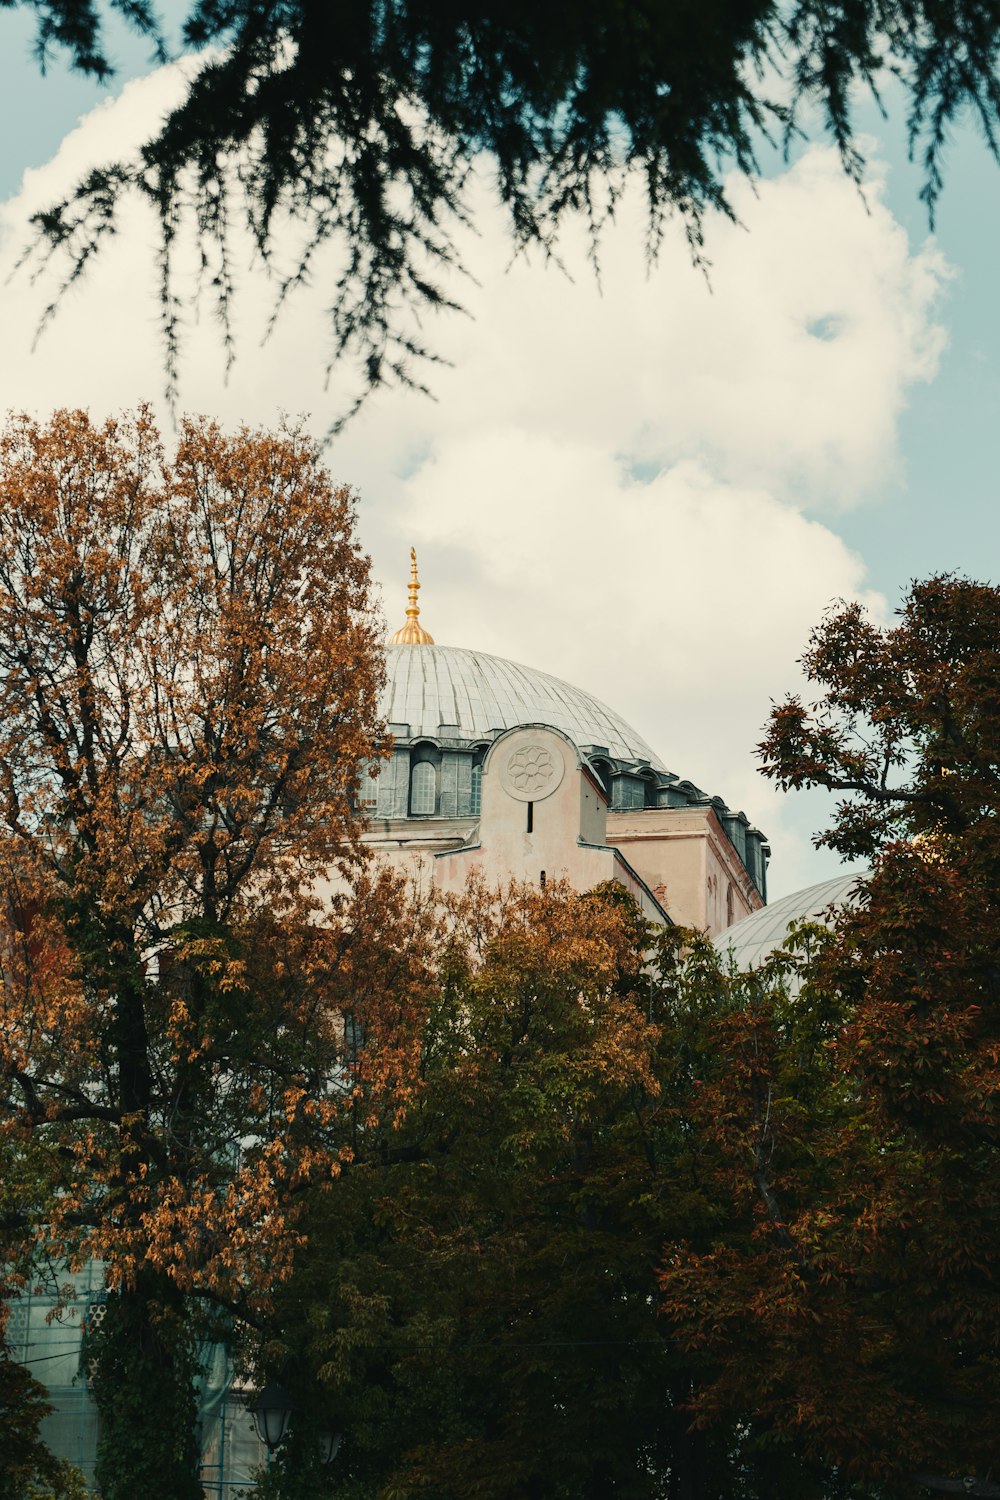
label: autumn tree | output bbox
[658,577,1000,1497]
[238,879,849,1500]
[11,1,1000,415]
[0,407,391,1499]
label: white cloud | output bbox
[354,148,948,511]
[0,68,950,894]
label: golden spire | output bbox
[389,547,435,645]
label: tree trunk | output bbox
[91,955,203,1499]
[91,1271,203,1500]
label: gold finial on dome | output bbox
[389,547,435,645]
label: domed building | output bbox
[717,871,865,975]
[362,554,770,935]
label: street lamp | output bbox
[317,1423,342,1467]
[248,1383,343,1471]
[248,1381,294,1452]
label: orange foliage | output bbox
[0,408,413,1315]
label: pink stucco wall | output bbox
[350,728,762,936]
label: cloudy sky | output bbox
[2,11,998,896]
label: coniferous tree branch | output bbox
[9,0,1000,420]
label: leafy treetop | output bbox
[758,575,1000,863]
[250,879,820,1500]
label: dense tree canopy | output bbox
[4,568,1000,1496]
[759,575,1000,864]
[0,1332,87,1500]
[253,880,687,1500]
[207,580,1000,1498]
[243,881,883,1500]
[10,1,1000,415]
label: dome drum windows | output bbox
[588,757,613,802]
[408,743,442,816]
[400,745,488,819]
[721,811,747,863]
[463,745,489,817]
[438,752,463,818]
[357,767,380,811]
[659,785,693,808]
[370,749,412,818]
[612,772,654,812]
[409,759,437,816]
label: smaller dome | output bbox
[717,871,865,971]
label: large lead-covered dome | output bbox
[381,643,668,771]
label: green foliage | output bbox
[0,1337,86,1500]
[86,1275,203,1500]
[11,2,1000,417]
[247,883,862,1500]
[0,1354,52,1500]
[22,1465,89,1500]
[661,872,1000,1490]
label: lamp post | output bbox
[317,1424,342,1467]
[248,1381,294,1453]
[248,1382,343,1475]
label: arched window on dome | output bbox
[357,767,379,811]
[589,758,613,802]
[468,744,489,817]
[410,760,437,816]
[617,774,646,811]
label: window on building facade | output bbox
[470,764,482,816]
[618,776,646,810]
[588,759,611,798]
[410,760,436,815]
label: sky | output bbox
[1,9,999,897]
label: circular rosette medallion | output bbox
[500,739,565,801]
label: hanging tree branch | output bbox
[10,0,1000,423]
